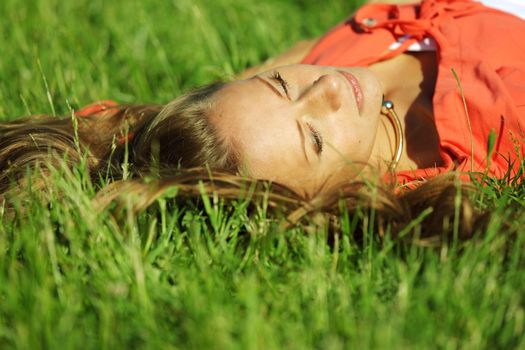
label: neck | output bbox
[366,114,399,176]
[364,51,441,175]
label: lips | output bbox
[338,70,364,113]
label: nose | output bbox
[300,74,343,114]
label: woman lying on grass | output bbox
[1,0,524,241]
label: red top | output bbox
[302,0,525,183]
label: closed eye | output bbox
[306,123,323,155]
[270,71,290,97]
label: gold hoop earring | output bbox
[381,100,404,172]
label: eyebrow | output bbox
[254,76,285,99]
[296,120,310,164]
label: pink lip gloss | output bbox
[338,70,364,113]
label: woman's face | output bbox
[209,64,384,197]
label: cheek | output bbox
[247,159,320,198]
[332,126,373,162]
[353,118,379,158]
[316,164,362,194]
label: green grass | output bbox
[1,0,524,349]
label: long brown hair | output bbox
[0,82,231,193]
[131,82,237,171]
[93,169,486,246]
[0,82,489,244]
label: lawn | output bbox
[0,0,524,349]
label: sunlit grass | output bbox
[0,0,524,349]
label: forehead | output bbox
[210,78,292,142]
[211,78,285,121]
[209,79,311,181]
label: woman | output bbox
[1,0,523,238]
[220,0,525,196]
